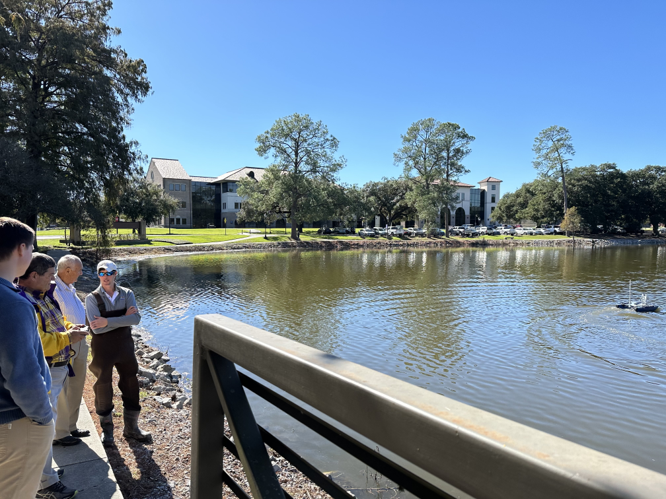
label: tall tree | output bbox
[0,0,151,231]
[532,126,575,214]
[250,113,346,240]
[439,123,475,234]
[394,118,462,231]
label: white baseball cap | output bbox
[97,260,118,273]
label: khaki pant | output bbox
[55,341,89,439]
[0,417,54,499]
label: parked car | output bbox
[499,226,516,235]
[387,226,405,236]
[450,226,465,236]
[374,227,387,237]
[412,227,427,237]
[541,225,556,235]
[533,227,546,235]
[463,226,480,237]
[477,226,498,236]
[333,227,348,234]
[358,228,376,237]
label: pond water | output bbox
[116,246,666,484]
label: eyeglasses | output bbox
[98,270,117,277]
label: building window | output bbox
[169,183,174,191]
[176,218,181,225]
[223,202,227,209]
[491,207,495,213]
[491,195,496,203]
[234,202,240,210]
[460,193,465,202]
[169,218,174,225]
[175,184,180,191]
[181,201,187,208]
[182,184,186,192]
[151,171,154,181]
[492,185,496,191]
[182,218,187,225]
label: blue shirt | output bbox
[0,277,53,424]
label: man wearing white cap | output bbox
[85,260,151,446]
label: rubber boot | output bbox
[123,409,152,443]
[99,413,114,447]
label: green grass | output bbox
[151,234,250,244]
[36,227,574,248]
[230,235,293,243]
[37,227,250,237]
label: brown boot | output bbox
[99,413,114,447]
[123,409,152,443]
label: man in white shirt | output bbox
[53,255,90,445]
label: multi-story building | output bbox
[444,177,502,227]
[146,158,193,227]
[146,157,501,228]
[146,158,265,228]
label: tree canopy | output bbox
[240,113,346,239]
[532,126,575,214]
[115,176,180,225]
[363,177,412,226]
[0,0,151,231]
[394,118,471,231]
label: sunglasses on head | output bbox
[98,270,117,277]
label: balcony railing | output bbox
[191,314,666,499]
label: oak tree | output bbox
[0,0,151,231]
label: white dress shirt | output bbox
[53,275,87,325]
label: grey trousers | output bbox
[55,341,89,439]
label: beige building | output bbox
[145,158,266,228]
[146,158,193,227]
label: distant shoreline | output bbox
[67,235,666,264]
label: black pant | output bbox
[89,326,141,416]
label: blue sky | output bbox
[110,0,666,194]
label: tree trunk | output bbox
[561,165,569,214]
[27,213,39,250]
[290,202,299,240]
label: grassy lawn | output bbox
[36,227,574,249]
[230,235,293,243]
[36,227,251,237]
[150,234,250,244]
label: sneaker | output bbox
[36,481,78,499]
[70,429,90,438]
[57,468,64,478]
[53,435,81,446]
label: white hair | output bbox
[57,254,82,272]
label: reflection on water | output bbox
[120,246,666,478]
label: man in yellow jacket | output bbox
[18,253,87,499]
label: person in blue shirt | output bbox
[0,218,54,499]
